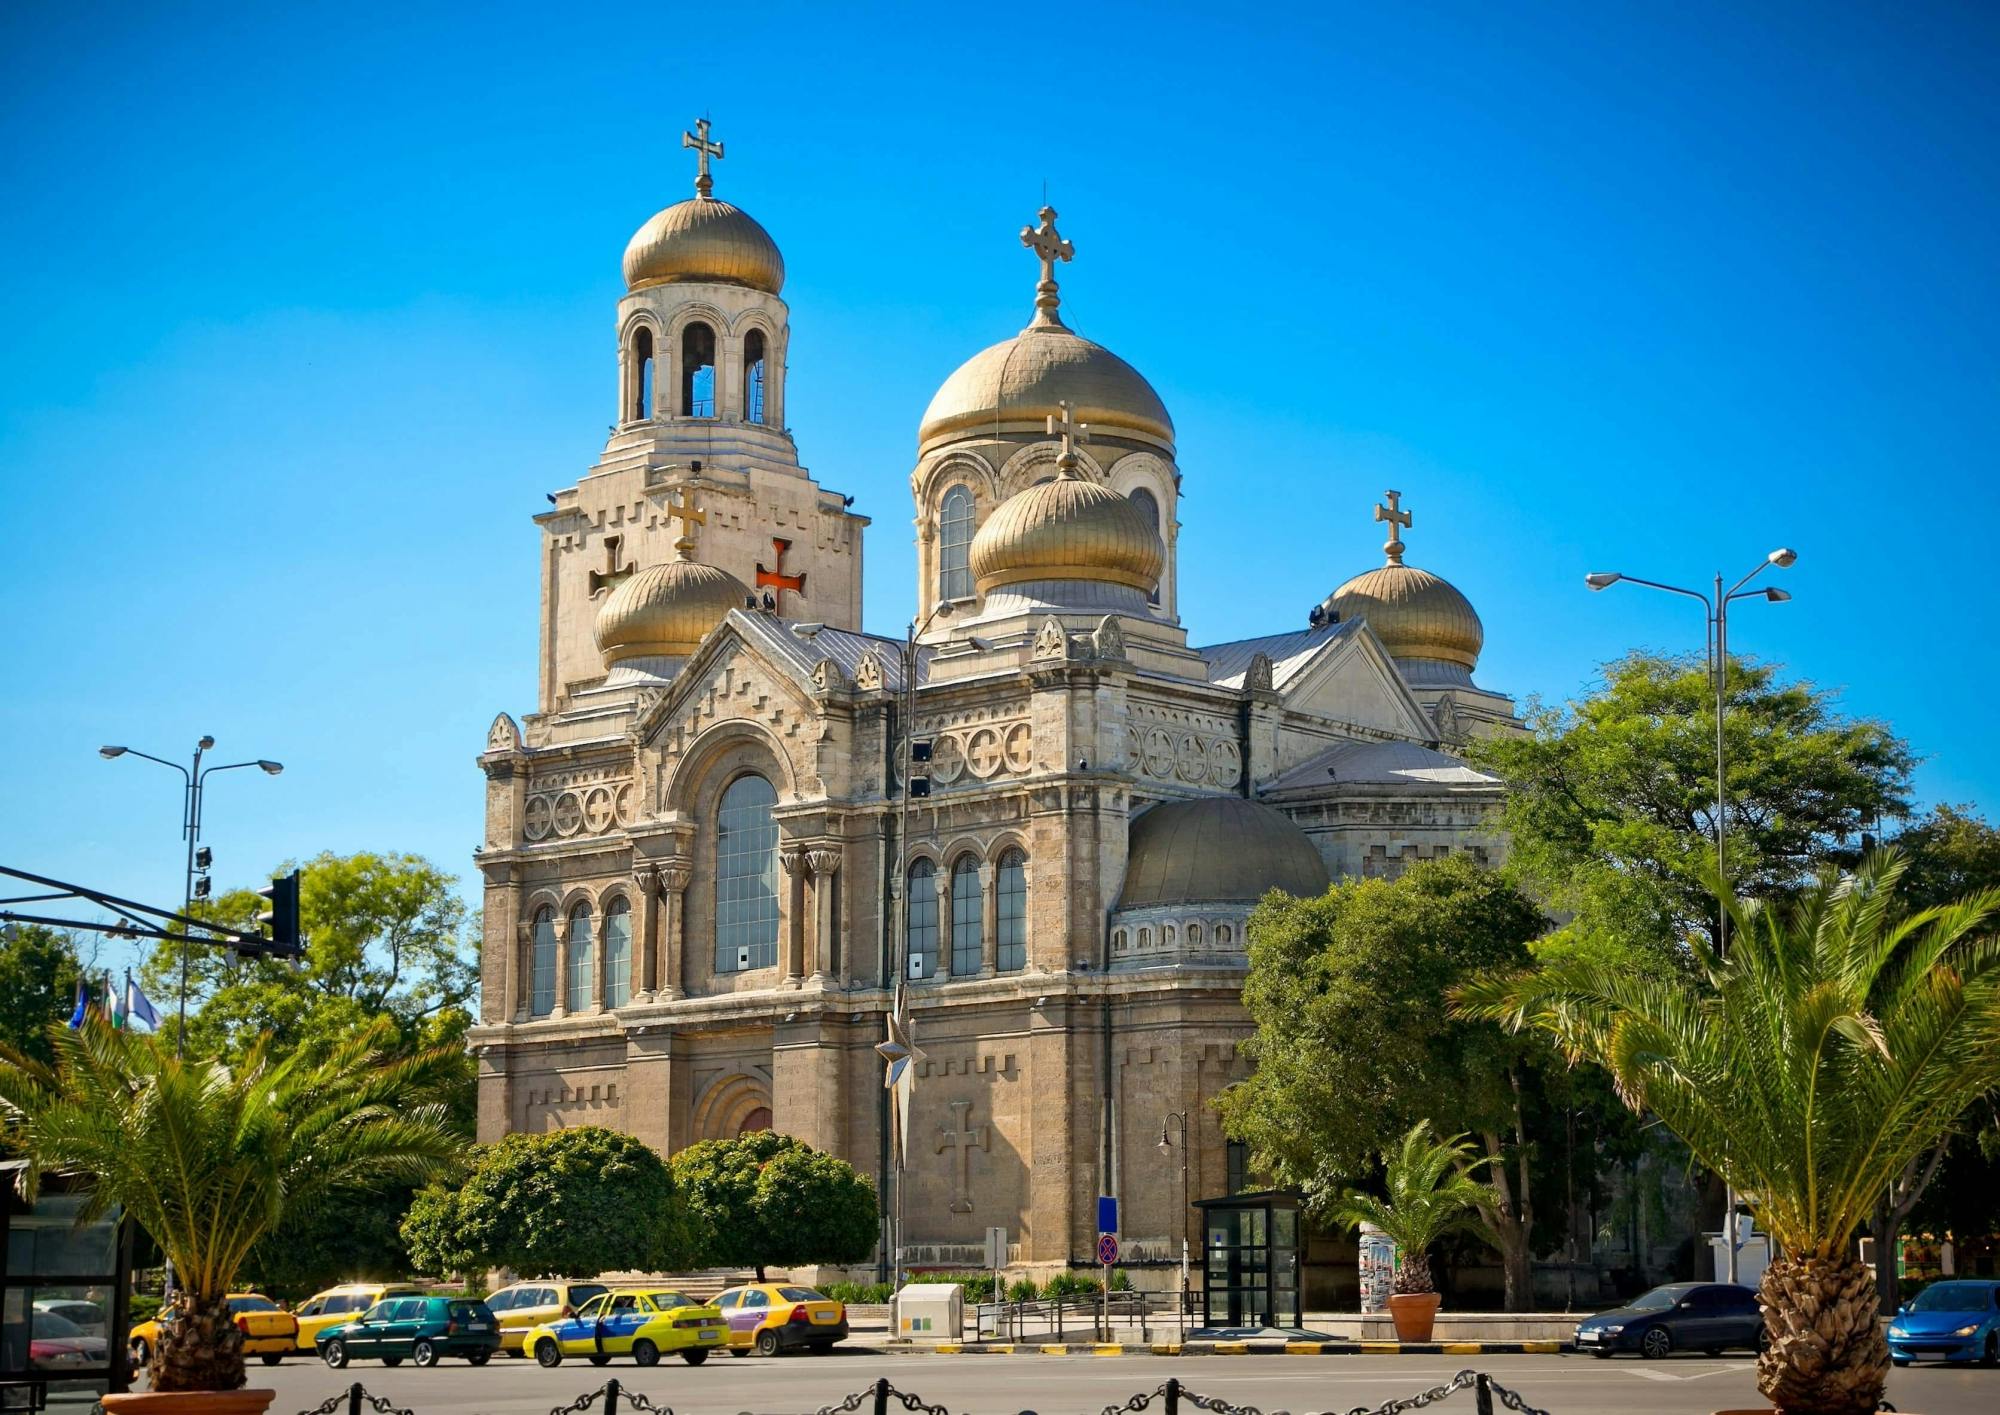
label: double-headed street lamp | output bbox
[1584,546,1797,1284]
[99,737,283,1055]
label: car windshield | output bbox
[572,1284,608,1305]
[647,1292,692,1309]
[1625,1285,1696,1313]
[229,1297,279,1313]
[778,1287,825,1302]
[1910,1282,1996,1312]
[32,1313,82,1338]
[447,1302,487,1320]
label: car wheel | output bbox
[1589,1349,1610,1360]
[130,1339,149,1369]
[1892,1357,1911,1368]
[631,1340,659,1368]
[1757,1327,1773,1355]
[1984,1332,1999,1368]
[755,1329,781,1357]
[535,1338,563,1368]
[587,1354,611,1367]
[728,1346,749,1358]
[322,1340,349,1370]
[260,1354,284,1366]
[467,1349,492,1366]
[383,1356,403,1367]
[412,1340,439,1368]
[682,1348,708,1366]
[1640,1326,1673,1359]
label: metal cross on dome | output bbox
[876,1006,925,1168]
[1374,489,1412,566]
[664,489,706,558]
[1020,205,1073,325]
[683,117,724,198]
[1048,399,1090,476]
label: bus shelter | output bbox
[2,1162,133,1411]
[1192,1189,1304,1334]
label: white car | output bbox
[33,1299,107,1339]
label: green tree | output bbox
[1456,851,2000,1415]
[402,1127,692,1280]
[1327,1122,1493,1295]
[1471,653,1912,953]
[1215,856,1552,1309]
[0,925,85,1064]
[0,1018,463,1392]
[669,1131,879,1279]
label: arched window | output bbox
[681,322,716,417]
[1187,921,1203,947]
[602,895,632,1008]
[530,907,557,1018]
[950,857,982,975]
[938,485,975,601]
[566,903,594,1012]
[1217,923,1233,946]
[630,327,654,421]
[1130,488,1162,604]
[1138,926,1153,950]
[996,849,1027,972]
[744,329,767,424]
[716,774,780,971]
[906,858,938,980]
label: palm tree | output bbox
[0,1018,465,1393]
[1326,1121,1493,1295]
[1455,850,2000,1415]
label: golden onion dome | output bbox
[918,324,1173,455]
[1329,563,1484,670]
[594,555,750,664]
[622,197,785,295]
[969,471,1164,596]
[1119,797,1330,909]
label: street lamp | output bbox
[1159,1112,1191,1340]
[1583,546,1797,1283]
[99,736,285,1055]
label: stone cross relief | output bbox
[937,1099,988,1214]
[588,535,635,596]
[755,536,808,612]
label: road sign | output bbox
[1097,1195,1118,1234]
[1097,1232,1120,1265]
[985,1226,1007,1269]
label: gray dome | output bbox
[1119,797,1329,909]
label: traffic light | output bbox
[908,739,932,798]
[253,869,303,959]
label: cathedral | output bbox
[469,122,1518,1278]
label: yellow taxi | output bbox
[714,1283,848,1357]
[482,1280,610,1356]
[291,1284,424,1350]
[129,1294,298,1368]
[523,1288,727,1367]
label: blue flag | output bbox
[65,976,88,1029]
[126,975,162,1031]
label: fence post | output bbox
[605,1379,621,1415]
[873,1376,890,1415]
[348,1383,363,1415]
[1475,1373,1494,1415]
[1165,1377,1180,1415]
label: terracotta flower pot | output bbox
[103,1390,276,1415]
[1387,1291,1442,1342]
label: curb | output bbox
[891,1340,1570,1357]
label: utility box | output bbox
[896,1283,964,1342]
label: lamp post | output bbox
[1584,546,1797,1283]
[99,737,284,1056]
[1159,1111,1190,1340]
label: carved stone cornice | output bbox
[780,846,809,877]
[805,848,843,877]
[658,858,693,894]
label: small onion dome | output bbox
[1327,563,1484,671]
[969,474,1164,596]
[1119,797,1330,909]
[918,324,1173,455]
[622,197,785,295]
[594,556,750,664]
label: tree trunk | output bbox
[1394,1251,1434,1295]
[755,1263,767,1281]
[1869,1194,1899,1318]
[1476,1124,1536,1312]
[154,1290,246,1393]
[1758,1254,1887,1415]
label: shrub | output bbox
[129,1294,164,1325]
[824,1281,895,1304]
[1006,1277,1040,1302]
[1042,1272,1102,1298]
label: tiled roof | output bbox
[731,611,930,691]
[1263,738,1500,793]
[1198,620,1356,690]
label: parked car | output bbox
[1572,1282,1768,1358]
[524,1288,727,1367]
[483,1280,610,1356]
[1887,1279,2000,1366]
[32,1299,107,1339]
[129,1293,298,1368]
[292,1283,425,1350]
[317,1295,500,1369]
[28,1310,108,1371]
[713,1283,848,1356]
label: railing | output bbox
[971,1290,1190,1342]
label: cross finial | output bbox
[1020,205,1074,327]
[1048,400,1090,477]
[1374,489,1413,566]
[665,489,707,558]
[682,117,724,199]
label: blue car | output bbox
[1887,1279,2000,1366]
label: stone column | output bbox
[806,848,841,985]
[934,868,953,978]
[592,906,609,1014]
[659,859,690,1001]
[511,919,533,1022]
[781,848,808,986]
[632,865,659,1004]
[976,861,997,976]
[550,914,570,1019]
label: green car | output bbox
[317,1295,500,1368]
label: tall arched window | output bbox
[566,904,594,1012]
[996,849,1027,972]
[602,895,632,1008]
[938,485,975,601]
[950,857,982,976]
[906,858,937,980]
[716,774,780,971]
[681,322,716,417]
[630,327,654,421]
[530,906,557,1017]
[743,329,767,425]
[1130,488,1162,604]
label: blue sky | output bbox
[4,2,1996,974]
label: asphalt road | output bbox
[228,1349,1998,1415]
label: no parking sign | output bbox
[1097,1232,1120,1265]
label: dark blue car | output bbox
[1573,1282,1768,1358]
[1887,1280,2000,1366]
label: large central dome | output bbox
[919,323,1174,454]
[623,197,785,295]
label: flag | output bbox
[110,972,127,1030]
[126,974,163,1031]
[65,976,88,1029]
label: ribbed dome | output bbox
[1328,563,1484,670]
[622,197,785,295]
[594,558,751,664]
[1119,797,1330,909]
[969,475,1164,595]
[919,324,1173,454]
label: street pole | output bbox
[1160,1111,1189,1341]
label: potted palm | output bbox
[0,1018,463,1413]
[1328,1120,1492,1342]
[1457,850,2000,1415]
